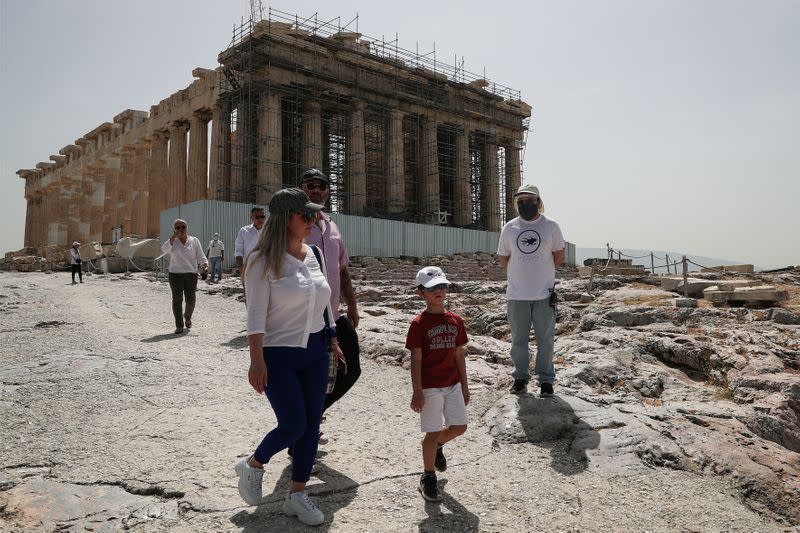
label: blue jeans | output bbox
[253,330,328,483]
[209,256,223,282]
[507,298,556,384]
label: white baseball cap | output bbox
[415,266,450,288]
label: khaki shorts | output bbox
[419,383,469,433]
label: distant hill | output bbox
[575,247,762,274]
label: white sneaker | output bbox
[282,491,325,526]
[234,457,264,506]
[318,434,329,445]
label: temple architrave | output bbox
[16,13,531,248]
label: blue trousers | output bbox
[507,298,556,384]
[209,256,223,282]
[253,331,328,483]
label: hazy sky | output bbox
[1,0,798,268]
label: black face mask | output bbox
[518,200,539,220]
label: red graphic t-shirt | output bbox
[405,310,468,389]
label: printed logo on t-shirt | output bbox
[516,229,541,255]
[427,323,458,350]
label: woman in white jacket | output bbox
[160,219,208,334]
[234,188,344,526]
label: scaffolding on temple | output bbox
[212,7,530,230]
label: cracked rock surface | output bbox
[1,270,797,531]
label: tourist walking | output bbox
[235,188,344,526]
[497,184,565,396]
[406,266,470,502]
[206,233,225,283]
[160,219,209,334]
[234,206,265,276]
[299,169,361,438]
[69,241,83,284]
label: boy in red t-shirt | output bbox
[405,266,469,502]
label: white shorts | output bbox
[419,383,469,433]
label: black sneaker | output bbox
[434,445,447,472]
[540,382,554,397]
[418,473,441,502]
[510,379,528,394]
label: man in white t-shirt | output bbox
[206,233,225,283]
[497,184,565,397]
[235,206,265,276]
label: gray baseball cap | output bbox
[268,188,324,216]
[513,184,540,197]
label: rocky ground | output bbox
[1,264,798,532]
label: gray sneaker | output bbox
[282,491,325,526]
[234,457,264,506]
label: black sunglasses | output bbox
[253,215,266,220]
[424,283,449,292]
[303,181,328,191]
[295,211,316,222]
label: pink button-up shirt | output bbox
[305,213,349,321]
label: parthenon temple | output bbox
[16,10,531,248]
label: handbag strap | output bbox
[310,245,332,330]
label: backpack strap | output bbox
[310,245,334,334]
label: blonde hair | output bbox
[246,210,289,278]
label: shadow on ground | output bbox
[418,479,480,532]
[230,463,357,532]
[515,394,601,475]
[221,335,248,349]
[141,332,183,343]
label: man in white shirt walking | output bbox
[206,233,225,283]
[235,206,265,275]
[161,218,209,334]
[497,184,565,397]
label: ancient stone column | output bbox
[420,115,440,223]
[132,140,151,237]
[147,132,169,237]
[347,101,367,215]
[301,100,322,171]
[187,112,209,203]
[118,146,136,236]
[23,190,34,248]
[79,169,92,243]
[209,101,231,201]
[504,143,522,223]
[453,127,472,226]
[482,142,500,231]
[102,156,121,242]
[256,92,283,205]
[167,122,189,208]
[65,175,82,244]
[234,100,255,203]
[88,165,105,243]
[386,110,405,216]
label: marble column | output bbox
[88,165,105,243]
[420,115,440,223]
[482,142,500,231]
[257,92,283,205]
[386,110,405,216]
[234,100,255,203]
[347,101,367,215]
[118,146,136,236]
[167,122,189,208]
[102,156,121,242]
[504,143,522,223]
[79,169,92,243]
[132,140,151,237]
[301,100,322,171]
[187,112,209,203]
[209,101,231,201]
[453,127,472,226]
[66,175,82,244]
[147,132,169,237]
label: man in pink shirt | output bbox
[299,169,361,420]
